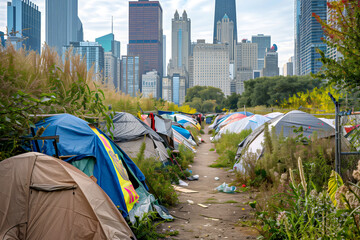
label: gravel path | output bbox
[159,126,258,240]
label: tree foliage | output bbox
[237,75,322,107]
[185,86,225,104]
[313,0,360,92]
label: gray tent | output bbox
[234,110,335,172]
[111,112,170,163]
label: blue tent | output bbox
[30,114,147,217]
[172,125,191,139]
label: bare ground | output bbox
[158,126,259,240]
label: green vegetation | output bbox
[237,75,322,108]
[210,130,251,168]
[314,0,360,93]
[254,159,360,239]
[130,212,178,240]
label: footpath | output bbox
[159,126,258,240]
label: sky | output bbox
[0,0,294,74]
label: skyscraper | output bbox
[63,42,104,81]
[163,35,166,76]
[213,0,237,44]
[142,70,159,98]
[193,40,231,96]
[121,55,140,97]
[46,0,83,56]
[7,0,41,52]
[0,31,5,47]
[297,0,327,75]
[294,0,301,75]
[128,0,163,96]
[216,14,235,60]
[96,33,120,58]
[251,34,271,71]
[262,45,279,77]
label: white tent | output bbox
[214,115,270,141]
[234,110,335,172]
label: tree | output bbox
[237,76,322,107]
[222,93,241,110]
[185,86,225,104]
[313,0,360,92]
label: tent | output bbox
[30,114,172,222]
[173,128,197,153]
[234,110,335,172]
[0,152,136,240]
[143,114,175,149]
[111,112,170,163]
[172,114,201,130]
[264,112,284,119]
[209,112,254,130]
[214,115,270,141]
[215,113,248,132]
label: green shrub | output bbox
[211,130,252,168]
[132,142,178,206]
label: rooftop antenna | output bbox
[111,16,113,34]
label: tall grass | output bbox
[211,130,252,168]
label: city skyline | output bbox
[0,0,294,74]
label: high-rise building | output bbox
[193,40,231,96]
[142,70,159,98]
[0,31,5,47]
[262,44,279,77]
[251,34,271,71]
[235,39,258,94]
[96,33,121,90]
[326,0,342,62]
[121,55,140,97]
[46,0,83,56]
[7,0,41,52]
[294,0,301,75]
[95,33,120,58]
[213,0,237,44]
[283,62,294,76]
[162,76,172,102]
[297,0,327,75]
[128,0,163,96]
[63,42,104,80]
[163,35,166,76]
[168,10,191,101]
[104,52,118,89]
[216,14,235,60]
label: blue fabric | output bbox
[172,125,191,139]
[31,114,146,217]
[178,119,189,125]
[158,110,174,115]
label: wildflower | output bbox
[280,173,288,185]
[276,211,287,224]
[242,184,246,188]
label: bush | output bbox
[132,142,178,206]
[211,130,252,168]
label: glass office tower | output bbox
[213,0,237,44]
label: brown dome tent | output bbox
[0,152,136,240]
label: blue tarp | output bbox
[30,114,147,217]
[172,125,191,139]
[158,110,175,115]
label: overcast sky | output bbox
[0,0,294,74]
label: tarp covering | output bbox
[30,114,145,217]
[0,152,136,240]
[172,125,191,139]
[111,112,164,143]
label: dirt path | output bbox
[159,126,258,240]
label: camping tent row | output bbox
[233,110,336,173]
[210,111,284,141]
[26,114,173,223]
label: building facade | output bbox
[298,0,327,75]
[193,41,231,96]
[46,0,83,56]
[96,33,120,58]
[7,0,41,52]
[216,14,235,60]
[283,62,294,76]
[235,39,258,94]
[294,0,301,75]
[128,0,163,96]
[162,76,172,102]
[0,31,5,47]
[262,45,279,77]
[104,52,118,90]
[251,34,271,71]
[142,70,159,98]
[121,55,140,97]
[213,0,237,44]
[63,42,104,80]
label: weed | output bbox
[209,148,215,151]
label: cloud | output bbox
[0,0,294,73]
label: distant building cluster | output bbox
[3,0,330,103]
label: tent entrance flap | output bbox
[30,184,77,192]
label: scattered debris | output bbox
[215,182,236,193]
[179,179,189,186]
[197,203,208,208]
[172,185,199,193]
[187,200,194,205]
[214,177,220,181]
